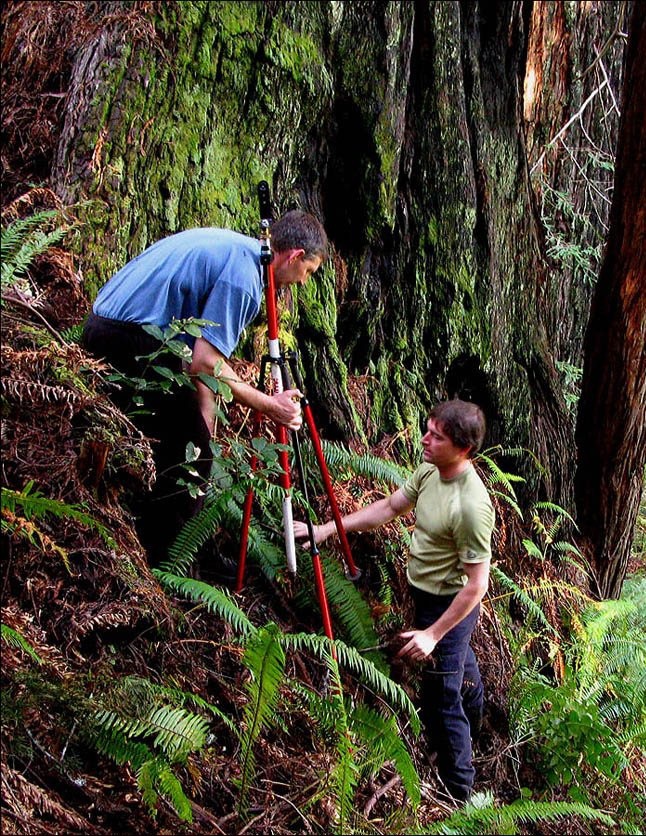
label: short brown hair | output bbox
[272,210,328,261]
[430,399,486,455]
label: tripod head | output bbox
[258,180,272,222]
[258,181,273,267]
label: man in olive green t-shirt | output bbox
[294,399,495,803]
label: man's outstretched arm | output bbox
[294,488,414,549]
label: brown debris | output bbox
[1,1,163,204]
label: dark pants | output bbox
[411,585,484,801]
[82,313,213,565]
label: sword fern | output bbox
[294,555,388,672]
[1,210,68,297]
[325,655,359,834]
[1,623,43,664]
[420,792,614,834]
[281,632,420,732]
[317,440,410,486]
[349,702,421,807]
[153,570,255,636]
[85,675,215,822]
[237,623,286,810]
[1,481,115,571]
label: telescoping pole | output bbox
[236,185,298,590]
[258,184,298,575]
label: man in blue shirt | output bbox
[83,210,327,564]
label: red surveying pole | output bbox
[236,181,340,656]
[236,185,296,588]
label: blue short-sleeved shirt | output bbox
[93,228,263,357]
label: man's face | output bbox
[273,249,322,287]
[421,418,470,469]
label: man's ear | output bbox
[286,247,305,264]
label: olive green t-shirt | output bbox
[401,462,494,596]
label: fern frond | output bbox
[476,451,525,493]
[89,715,156,769]
[294,555,387,673]
[2,506,72,570]
[323,655,358,834]
[238,623,286,811]
[534,500,577,528]
[1,214,68,293]
[319,440,410,486]
[147,706,209,762]
[349,703,421,808]
[154,762,193,822]
[215,494,287,582]
[153,570,255,636]
[161,682,238,734]
[136,759,162,817]
[1,211,60,258]
[136,758,193,822]
[289,680,345,738]
[490,566,556,633]
[281,632,420,734]
[255,479,294,509]
[617,721,646,748]
[522,538,545,561]
[93,704,208,764]
[1,623,43,663]
[1,482,115,547]
[421,797,614,834]
[551,540,584,561]
[163,492,229,575]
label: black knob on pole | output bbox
[257,181,272,221]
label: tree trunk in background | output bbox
[575,2,646,599]
[46,1,625,515]
[524,1,626,368]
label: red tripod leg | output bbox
[311,548,336,649]
[236,410,263,593]
[302,405,361,580]
[236,479,255,593]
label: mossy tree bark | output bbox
[50,1,627,521]
[575,2,646,599]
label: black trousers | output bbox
[82,313,213,565]
[411,585,484,801]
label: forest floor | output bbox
[2,199,625,834]
[2,4,643,826]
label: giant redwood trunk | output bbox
[36,1,626,517]
[524,1,626,367]
[575,2,646,599]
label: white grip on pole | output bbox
[282,495,297,574]
[268,343,298,573]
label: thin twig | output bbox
[580,4,627,80]
[530,80,609,175]
[598,57,620,116]
[2,295,65,343]
[363,772,401,817]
